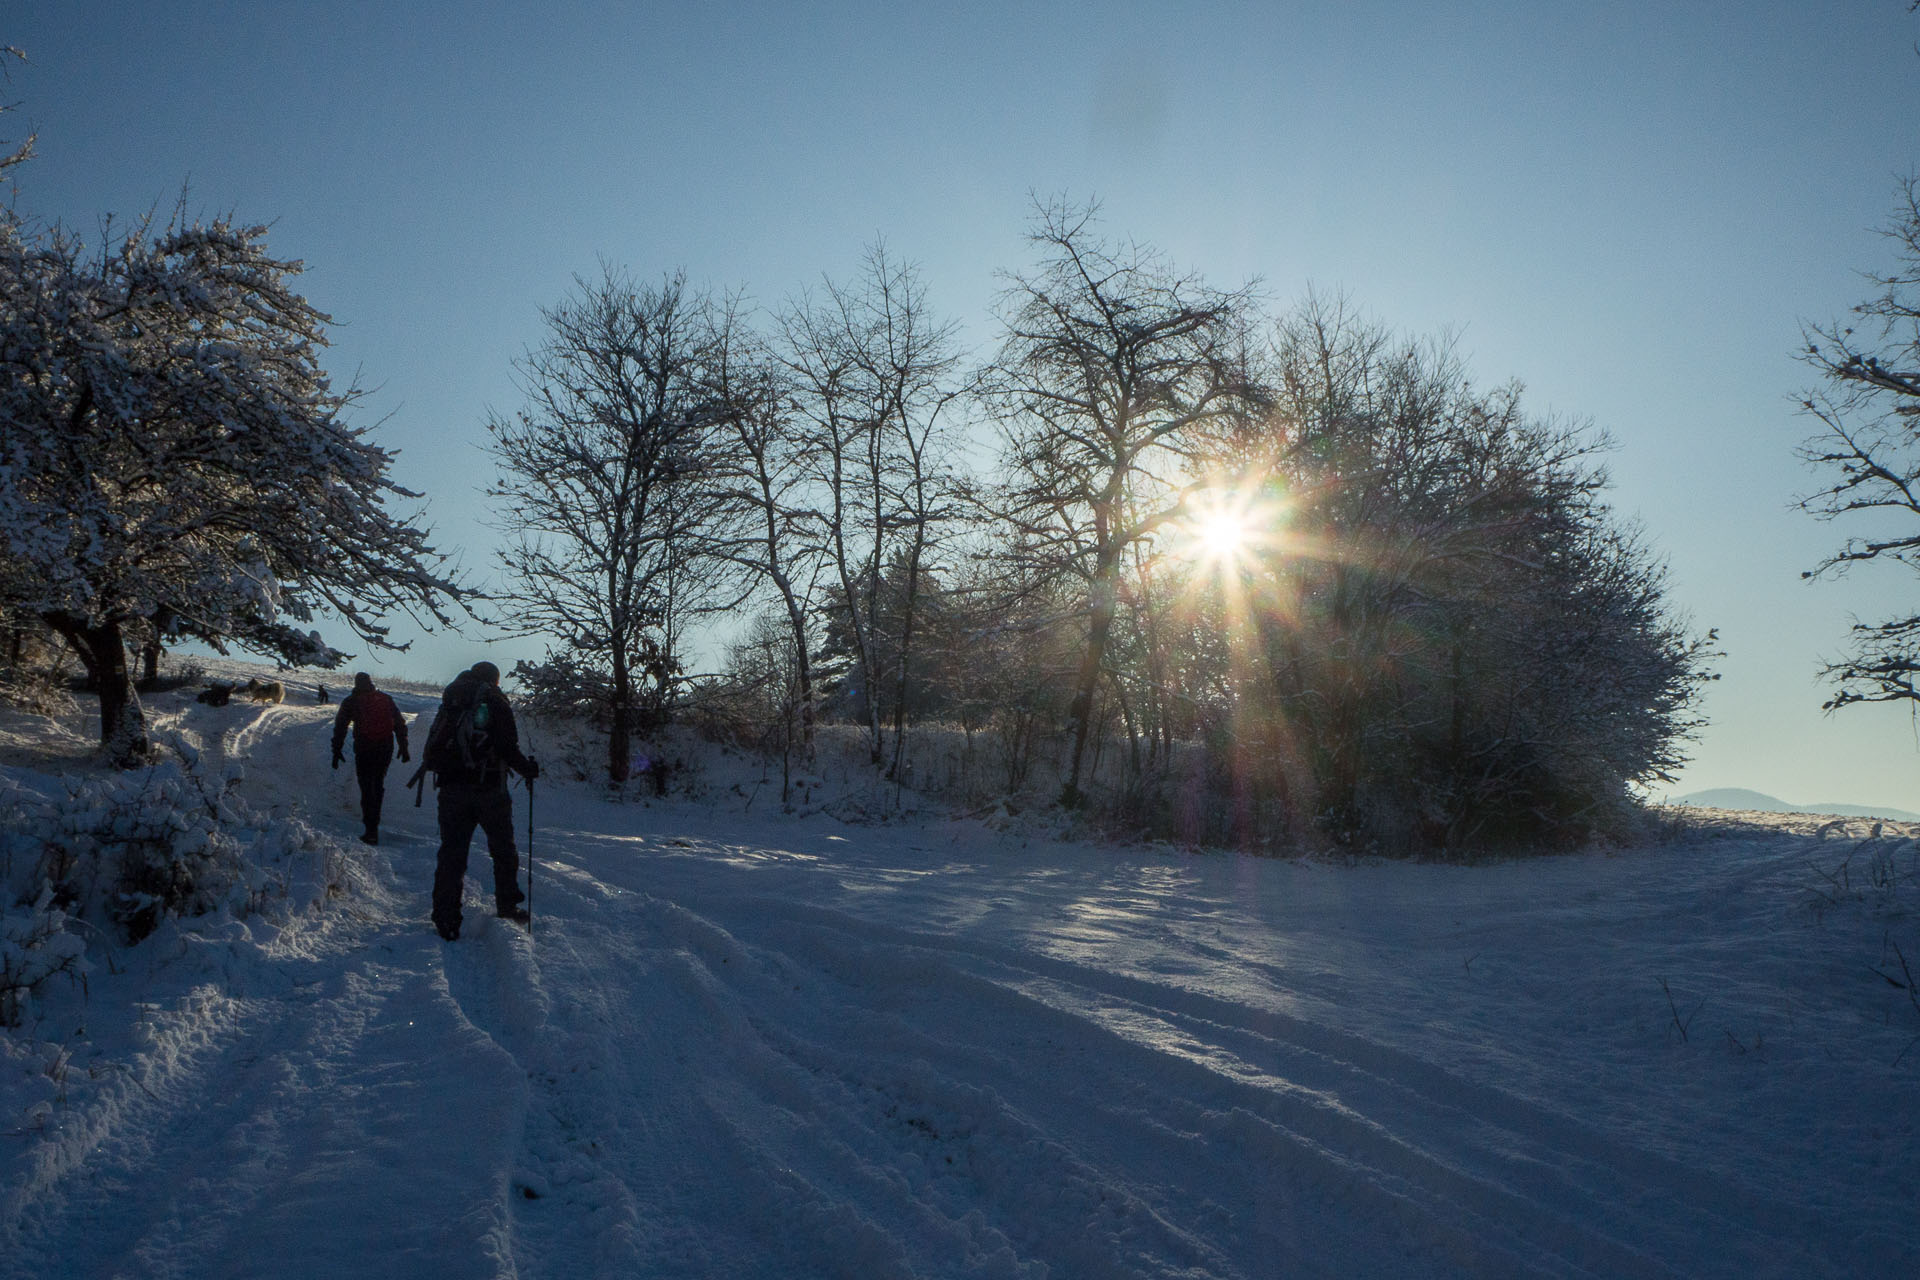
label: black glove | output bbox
[399,748,410,763]
[331,751,343,769]
[522,759,540,781]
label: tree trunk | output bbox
[47,614,150,767]
[1114,675,1142,781]
[608,646,633,788]
[140,606,178,686]
[774,584,816,758]
[1061,556,1120,806]
[887,537,926,782]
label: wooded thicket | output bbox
[485,203,1714,853]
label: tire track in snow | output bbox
[478,867,1430,1277]
[654,889,1866,1278]
[2,933,522,1280]
[721,902,1561,1278]
[454,857,1057,1278]
[436,868,664,1278]
[328,817,1915,1278]
[220,701,303,765]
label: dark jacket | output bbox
[424,670,533,788]
[332,688,409,758]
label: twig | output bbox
[102,1061,163,1102]
[1464,951,1480,975]
[1895,1032,1920,1068]
[1811,859,1849,896]
[1894,939,1920,1016]
[1660,978,1699,1043]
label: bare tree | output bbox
[782,242,964,772]
[486,266,724,785]
[699,302,824,755]
[1,46,32,179]
[1799,176,1920,709]
[720,610,813,804]
[979,199,1263,805]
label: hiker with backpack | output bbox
[331,672,410,846]
[421,660,539,941]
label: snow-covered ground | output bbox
[2,664,1917,1278]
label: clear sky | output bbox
[9,1,1920,810]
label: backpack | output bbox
[425,679,497,778]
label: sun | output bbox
[1179,485,1278,571]
[1197,509,1251,560]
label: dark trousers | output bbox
[354,739,394,837]
[432,780,522,929]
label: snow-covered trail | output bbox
[3,689,1917,1278]
[4,927,527,1279]
[493,814,1914,1280]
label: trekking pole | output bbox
[525,756,535,937]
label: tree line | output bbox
[478,199,1716,852]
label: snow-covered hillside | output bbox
[1669,787,1920,824]
[1,667,1916,1278]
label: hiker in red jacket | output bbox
[332,672,410,845]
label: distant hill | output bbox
[1668,788,1920,824]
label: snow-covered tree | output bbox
[0,211,469,764]
[1800,176,1920,710]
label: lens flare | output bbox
[1179,485,1281,571]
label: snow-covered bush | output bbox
[0,738,343,1022]
[0,666,76,719]
[0,887,87,1028]
[0,617,79,717]
[35,750,332,942]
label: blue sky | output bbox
[9,1,1920,809]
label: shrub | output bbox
[0,739,340,1022]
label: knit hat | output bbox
[471,661,501,685]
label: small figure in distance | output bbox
[331,672,409,845]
